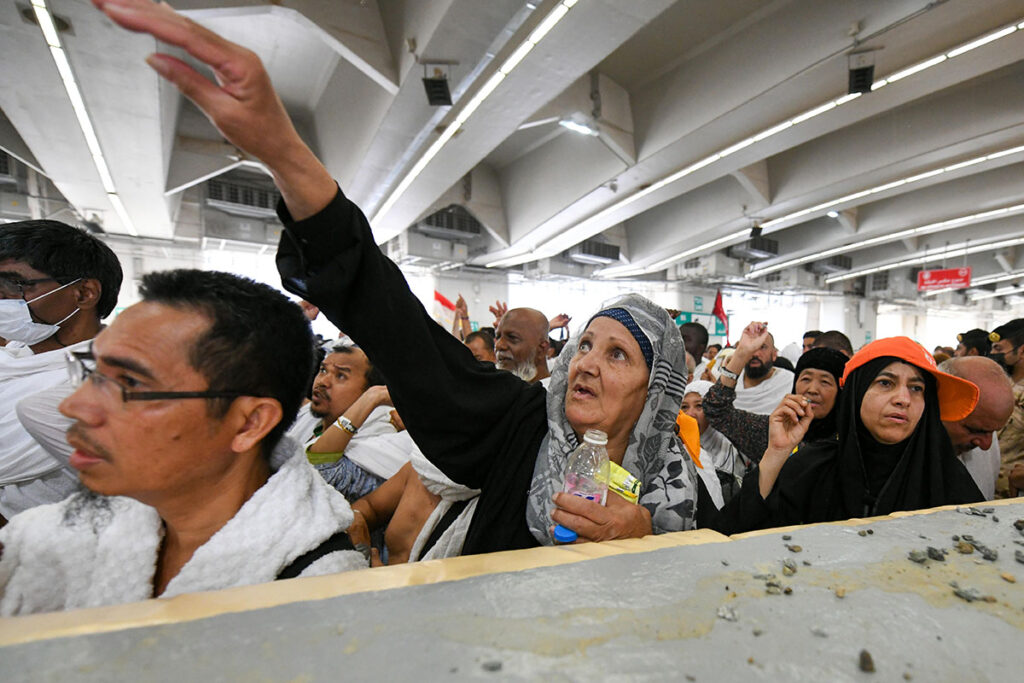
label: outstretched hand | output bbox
[489,300,508,327]
[549,313,571,331]
[92,0,334,218]
[735,321,770,358]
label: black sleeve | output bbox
[702,381,770,463]
[697,467,775,535]
[275,189,544,489]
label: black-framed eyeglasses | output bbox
[65,349,253,403]
[0,275,70,299]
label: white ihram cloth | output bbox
[0,437,366,616]
[734,367,794,416]
[406,438,480,562]
[0,341,89,517]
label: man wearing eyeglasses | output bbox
[0,219,122,521]
[0,269,366,615]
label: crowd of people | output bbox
[0,0,1021,616]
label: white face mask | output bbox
[0,278,81,345]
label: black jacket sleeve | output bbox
[274,189,546,490]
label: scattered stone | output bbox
[993,516,999,523]
[786,544,802,553]
[858,530,867,537]
[962,536,998,561]
[1013,519,1024,531]
[721,559,729,566]
[903,673,912,680]
[482,661,502,673]
[859,649,875,673]
[983,507,994,514]
[952,535,959,541]
[717,605,738,622]
[982,595,998,603]
[685,675,696,682]
[1015,540,1024,548]
[954,541,974,554]
[1001,573,1016,584]
[803,560,812,566]
[964,507,987,517]
[1016,550,1024,565]
[747,657,755,665]
[950,582,982,603]
[783,586,793,595]
[908,550,928,564]
[753,573,776,580]
[782,559,797,576]
[752,628,763,637]
[811,626,828,638]
[782,534,792,541]
[835,587,847,598]
[867,529,874,535]
[766,585,782,595]
[926,547,945,562]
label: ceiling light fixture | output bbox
[30,0,136,236]
[970,283,1024,301]
[748,200,1024,279]
[558,119,600,136]
[824,235,1024,284]
[487,17,1023,271]
[371,0,579,229]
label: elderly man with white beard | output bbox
[494,308,552,387]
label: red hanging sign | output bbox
[917,267,971,292]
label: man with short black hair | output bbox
[464,329,496,363]
[722,328,793,415]
[0,220,123,518]
[802,330,822,354]
[0,269,365,615]
[680,322,709,379]
[811,330,854,358]
[989,318,1024,496]
[304,345,402,500]
[954,329,991,358]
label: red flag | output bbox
[433,290,456,311]
[712,289,729,345]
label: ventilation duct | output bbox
[414,205,482,241]
[807,254,852,275]
[564,239,620,265]
[206,178,281,219]
[726,236,779,261]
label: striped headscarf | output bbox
[527,294,709,540]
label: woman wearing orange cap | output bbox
[707,336,983,532]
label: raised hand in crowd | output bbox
[488,300,508,327]
[758,394,814,497]
[549,313,571,331]
[308,385,394,455]
[92,0,336,219]
[451,294,471,340]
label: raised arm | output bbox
[94,0,546,490]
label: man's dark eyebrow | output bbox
[0,270,27,280]
[98,354,157,381]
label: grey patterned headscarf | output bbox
[526,294,704,543]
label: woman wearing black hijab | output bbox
[702,322,848,464]
[703,337,983,533]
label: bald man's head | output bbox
[495,308,550,382]
[940,356,1014,453]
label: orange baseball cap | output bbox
[839,336,978,421]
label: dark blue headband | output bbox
[589,308,654,369]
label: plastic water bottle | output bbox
[553,429,610,543]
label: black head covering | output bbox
[792,347,848,443]
[768,356,982,525]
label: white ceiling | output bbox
[2,0,1023,299]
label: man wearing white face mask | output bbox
[0,220,123,522]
